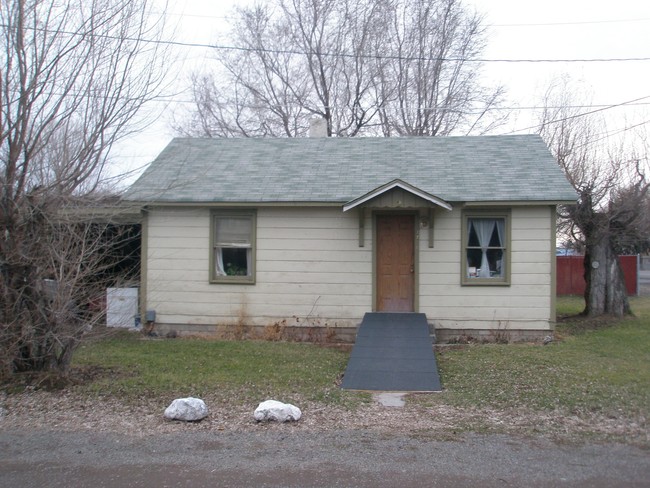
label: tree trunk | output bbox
[583,238,631,317]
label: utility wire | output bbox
[4,22,648,141]
[491,17,650,27]
[160,11,650,28]
[151,95,650,111]
[172,38,650,63]
[4,23,650,64]
[504,95,650,135]
[572,119,650,150]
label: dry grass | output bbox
[1,296,649,445]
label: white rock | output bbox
[164,397,208,421]
[254,400,302,422]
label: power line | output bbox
[176,39,650,64]
[155,6,650,29]
[4,23,650,64]
[491,17,650,27]
[157,90,649,143]
[4,21,648,143]
[160,11,230,20]
[150,95,650,111]
[448,101,650,115]
[161,11,650,28]
[504,95,650,135]
[576,119,650,149]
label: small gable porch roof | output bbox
[343,179,452,212]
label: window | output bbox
[462,211,510,285]
[211,211,256,283]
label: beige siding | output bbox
[144,204,555,333]
[419,206,554,330]
[145,207,371,328]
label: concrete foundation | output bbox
[146,321,550,345]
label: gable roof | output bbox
[343,179,453,212]
[123,135,577,205]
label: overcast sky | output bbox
[112,0,650,183]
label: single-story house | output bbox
[123,135,576,342]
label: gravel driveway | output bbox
[1,390,649,487]
[1,427,649,487]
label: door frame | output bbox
[372,211,419,312]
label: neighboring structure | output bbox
[124,135,576,342]
[557,255,638,296]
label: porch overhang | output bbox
[342,179,452,212]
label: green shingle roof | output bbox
[123,135,577,204]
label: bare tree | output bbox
[175,0,504,138]
[376,0,505,136]
[0,0,167,377]
[539,78,650,317]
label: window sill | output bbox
[461,278,510,286]
[210,277,256,285]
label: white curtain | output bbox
[495,219,505,276]
[246,248,252,276]
[215,248,226,276]
[467,219,473,275]
[473,219,496,278]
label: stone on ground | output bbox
[164,397,208,421]
[373,392,406,407]
[254,400,301,422]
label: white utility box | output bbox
[106,287,138,328]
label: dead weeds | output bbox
[1,388,647,447]
[556,312,631,335]
[0,365,130,394]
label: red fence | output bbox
[556,255,638,296]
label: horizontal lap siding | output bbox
[146,207,371,327]
[420,206,553,330]
[254,208,371,322]
[145,205,554,332]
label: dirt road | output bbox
[1,428,649,487]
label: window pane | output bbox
[487,248,505,277]
[467,248,483,270]
[215,217,251,246]
[467,223,480,247]
[220,248,249,276]
[466,217,506,279]
[488,226,501,247]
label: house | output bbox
[123,135,576,342]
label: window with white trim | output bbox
[211,211,255,283]
[462,212,509,285]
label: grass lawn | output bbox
[431,296,650,419]
[69,295,649,429]
[73,336,355,407]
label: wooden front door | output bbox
[376,214,415,312]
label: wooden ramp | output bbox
[341,313,442,392]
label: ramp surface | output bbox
[341,312,442,392]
